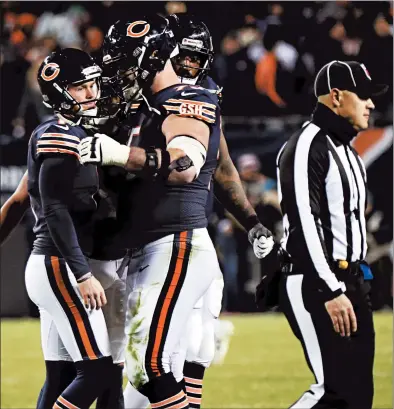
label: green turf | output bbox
[1,313,392,408]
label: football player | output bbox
[26,48,113,409]
[80,13,274,408]
[79,13,227,409]
[168,14,273,408]
[1,66,129,409]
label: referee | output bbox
[277,61,388,409]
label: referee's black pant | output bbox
[280,269,374,409]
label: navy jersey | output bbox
[27,117,99,277]
[89,114,134,260]
[90,166,129,260]
[118,84,221,247]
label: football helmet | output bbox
[37,48,107,120]
[168,14,214,85]
[101,14,178,101]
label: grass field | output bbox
[1,313,392,408]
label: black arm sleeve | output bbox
[39,156,91,279]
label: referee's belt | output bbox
[333,259,373,280]
[332,260,361,275]
[282,259,372,280]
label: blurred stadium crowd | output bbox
[1,1,393,315]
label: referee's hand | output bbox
[325,294,357,337]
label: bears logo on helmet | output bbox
[126,21,151,38]
[41,62,60,81]
[102,15,177,92]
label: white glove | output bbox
[78,133,130,167]
[253,236,275,259]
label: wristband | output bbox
[245,215,260,232]
[143,147,159,177]
[77,272,92,283]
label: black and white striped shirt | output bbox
[277,103,368,297]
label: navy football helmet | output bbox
[37,48,106,120]
[168,14,214,85]
[102,14,178,101]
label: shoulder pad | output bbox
[202,76,223,104]
[36,124,83,159]
[161,85,219,125]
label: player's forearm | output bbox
[214,130,258,230]
[214,166,258,232]
[80,133,200,185]
[0,197,30,245]
[124,146,149,172]
[125,146,197,184]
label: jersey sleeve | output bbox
[39,155,91,279]
[36,125,81,160]
[162,86,219,126]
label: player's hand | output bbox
[78,134,130,167]
[325,293,357,337]
[248,223,274,259]
[78,276,107,310]
[167,148,186,163]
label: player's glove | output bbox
[78,133,130,167]
[247,223,275,259]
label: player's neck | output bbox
[151,60,180,94]
[56,113,81,126]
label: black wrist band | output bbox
[143,147,159,177]
[245,215,260,231]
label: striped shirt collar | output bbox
[311,103,358,145]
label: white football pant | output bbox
[25,255,111,362]
[124,228,223,389]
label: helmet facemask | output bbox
[102,46,144,103]
[172,46,211,85]
[117,66,143,103]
